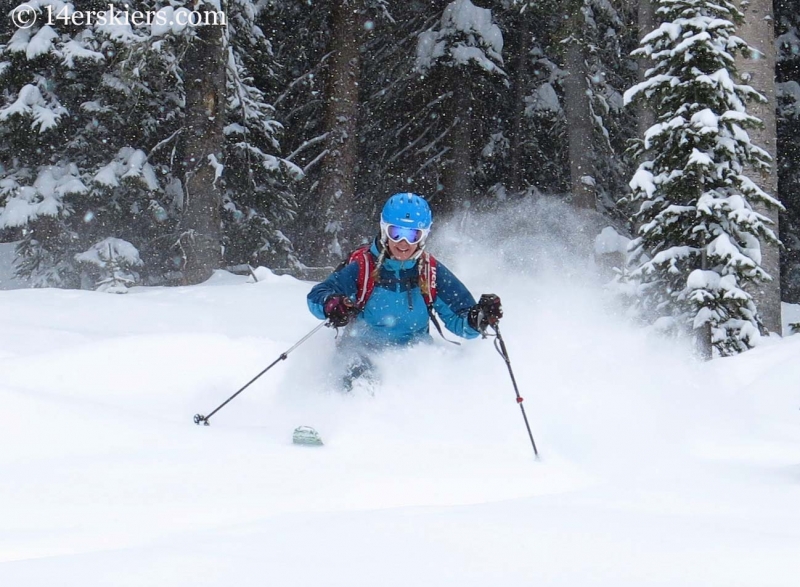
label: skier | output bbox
[307,193,503,390]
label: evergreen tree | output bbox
[500,0,638,217]
[550,0,639,217]
[0,1,297,288]
[263,0,640,251]
[0,1,177,287]
[74,236,144,292]
[580,0,639,218]
[624,0,782,356]
[259,0,350,264]
[499,1,571,197]
[220,0,302,271]
[410,0,507,216]
[356,2,445,221]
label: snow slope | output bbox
[1,214,799,586]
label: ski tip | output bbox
[292,425,324,447]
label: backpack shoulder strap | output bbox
[418,252,460,345]
[418,252,438,306]
[349,245,375,309]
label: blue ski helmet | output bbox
[380,193,432,230]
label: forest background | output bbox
[1,0,798,355]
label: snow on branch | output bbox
[0,84,66,132]
[0,164,87,229]
[416,0,505,76]
[93,148,159,191]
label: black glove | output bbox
[324,295,358,327]
[468,294,503,333]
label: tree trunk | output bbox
[444,73,474,216]
[179,4,226,285]
[313,0,362,265]
[736,0,782,334]
[562,22,595,210]
[697,248,713,360]
[509,15,530,195]
[636,0,656,137]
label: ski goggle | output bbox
[382,222,429,245]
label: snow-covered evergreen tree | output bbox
[260,0,640,247]
[75,236,143,293]
[221,0,302,270]
[624,0,782,356]
[579,0,639,218]
[410,0,506,215]
[259,0,357,263]
[490,0,638,218]
[354,3,453,220]
[0,1,173,287]
[0,0,298,288]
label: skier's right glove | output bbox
[323,295,358,327]
[468,293,503,333]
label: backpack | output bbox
[345,244,437,309]
[340,244,458,344]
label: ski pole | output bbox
[194,321,330,426]
[490,324,540,459]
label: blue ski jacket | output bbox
[308,240,480,348]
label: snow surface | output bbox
[1,209,799,585]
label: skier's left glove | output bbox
[468,294,503,333]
